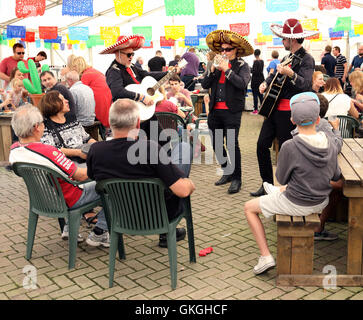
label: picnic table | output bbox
[0,113,13,162]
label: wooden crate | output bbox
[276,213,320,283]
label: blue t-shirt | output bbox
[351,55,363,70]
[266,59,280,74]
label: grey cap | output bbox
[290,92,320,126]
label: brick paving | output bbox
[0,100,362,300]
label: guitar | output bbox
[126,59,188,121]
[258,55,294,118]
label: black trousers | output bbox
[252,87,263,111]
[256,110,295,184]
[208,109,242,181]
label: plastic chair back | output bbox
[337,115,360,138]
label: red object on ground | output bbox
[192,89,200,94]
[199,247,213,257]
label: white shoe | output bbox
[86,230,110,248]
[263,182,281,195]
[61,225,84,243]
[253,255,276,275]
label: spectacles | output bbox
[119,52,135,58]
[220,47,235,52]
[16,52,25,55]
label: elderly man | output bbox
[65,70,96,127]
[0,43,28,88]
[86,98,195,248]
[9,104,110,247]
[348,44,363,73]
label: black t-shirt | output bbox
[148,56,166,72]
[87,138,185,218]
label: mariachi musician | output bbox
[250,19,319,197]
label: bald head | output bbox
[109,99,140,131]
[358,44,363,56]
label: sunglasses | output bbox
[119,51,135,58]
[16,52,25,55]
[220,47,235,52]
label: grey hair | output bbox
[11,104,43,139]
[65,70,80,82]
[109,99,139,130]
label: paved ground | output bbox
[0,100,362,300]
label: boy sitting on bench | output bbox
[244,92,342,275]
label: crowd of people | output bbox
[2,17,363,276]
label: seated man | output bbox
[167,74,193,108]
[9,104,109,247]
[244,92,341,275]
[86,98,195,248]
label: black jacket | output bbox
[201,58,251,113]
[105,59,166,102]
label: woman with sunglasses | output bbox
[102,35,175,145]
[0,43,28,88]
[201,30,253,194]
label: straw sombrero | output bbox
[206,30,254,57]
[270,19,319,39]
[99,34,145,54]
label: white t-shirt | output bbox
[322,92,351,117]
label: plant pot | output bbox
[30,93,45,109]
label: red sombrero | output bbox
[99,34,145,54]
[270,19,319,39]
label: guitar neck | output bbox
[151,70,175,92]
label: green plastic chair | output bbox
[191,113,209,156]
[155,111,189,145]
[12,162,102,269]
[337,115,360,138]
[95,178,196,290]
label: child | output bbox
[244,92,341,275]
[7,78,26,109]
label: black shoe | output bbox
[228,180,242,194]
[250,184,266,197]
[159,227,186,248]
[215,175,233,186]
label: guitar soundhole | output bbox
[147,88,155,96]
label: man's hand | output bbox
[277,64,294,77]
[218,59,229,72]
[259,82,267,94]
[143,95,154,106]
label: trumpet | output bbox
[213,54,228,68]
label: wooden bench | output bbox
[276,213,320,286]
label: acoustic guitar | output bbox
[126,59,188,121]
[258,55,294,118]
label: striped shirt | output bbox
[335,54,347,79]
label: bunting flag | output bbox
[184,36,200,46]
[44,36,62,44]
[333,16,351,31]
[44,42,52,49]
[306,32,322,41]
[62,0,93,16]
[178,40,185,48]
[35,39,41,48]
[86,35,104,48]
[164,0,195,16]
[67,44,73,50]
[8,39,17,48]
[80,42,86,50]
[19,40,26,48]
[328,28,344,39]
[213,0,245,14]
[114,0,144,16]
[254,39,266,46]
[197,38,209,49]
[197,24,218,38]
[68,27,89,41]
[143,40,153,48]
[132,26,152,40]
[73,44,79,50]
[39,26,58,39]
[22,31,35,42]
[273,37,283,45]
[53,43,60,50]
[100,27,120,41]
[354,24,363,35]
[257,33,273,43]
[262,21,282,35]
[66,34,80,45]
[160,36,175,47]
[16,0,46,18]
[266,0,299,12]
[301,19,318,31]
[229,23,249,36]
[349,29,360,37]
[318,0,351,10]
[60,43,65,50]
[7,26,26,39]
[164,26,185,40]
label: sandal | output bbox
[199,247,213,257]
[83,212,98,227]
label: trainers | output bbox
[314,230,338,241]
[253,255,276,275]
[263,182,281,195]
[159,227,186,248]
[86,230,110,247]
[61,225,84,243]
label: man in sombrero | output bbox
[202,30,253,194]
[250,19,318,197]
[102,34,176,145]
